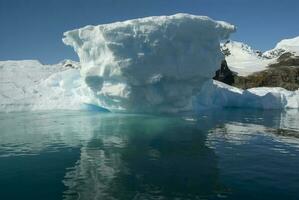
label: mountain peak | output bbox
[263,36,299,58]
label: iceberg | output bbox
[195,80,299,110]
[63,13,235,113]
[0,60,83,112]
[1,14,299,113]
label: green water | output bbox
[0,109,299,200]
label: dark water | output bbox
[0,109,299,200]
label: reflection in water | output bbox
[63,116,222,200]
[0,109,299,200]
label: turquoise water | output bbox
[0,109,299,200]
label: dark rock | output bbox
[255,51,262,57]
[214,57,299,91]
[269,53,299,67]
[232,53,299,91]
[233,66,299,91]
[64,63,75,68]
[220,40,231,56]
[213,60,235,85]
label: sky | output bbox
[0,0,298,64]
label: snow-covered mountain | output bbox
[221,40,274,76]
[222,36,299,76]
[263,36,299,58]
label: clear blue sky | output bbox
[0,0,298,64]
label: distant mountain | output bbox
[217,36,299,91]
[221,36,299,76]
[221,40,272,76]
[263,36,299,58]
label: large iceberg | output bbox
[63,13,235,113]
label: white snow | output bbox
[195,80,299,110]
[221,41,274,76]
[264,36,299,58]
[221,36,299,76]
[63,13,235,113]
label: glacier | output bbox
[62,13,235,113]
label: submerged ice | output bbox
[63,13,235,113]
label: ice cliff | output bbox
[63,13,235,113]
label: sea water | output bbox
[0,109,299,200]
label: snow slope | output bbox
[0,60,84,112]
[221,41,274,76]
[222,36,299,77]
[63,13,235,113]
[264,36,299,58]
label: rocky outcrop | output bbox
[233,67,299,91]
[215,53,299,91]
[269,52,299,67]
[213,60,235,85]
[233,53,299,91]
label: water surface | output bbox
[0,109,299,200]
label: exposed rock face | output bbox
[213,60,235,85]
[215,37,299,91]
[269,53,299,67]
[215,52,299,91]
[233,67,299,91]
[233,53,299,91]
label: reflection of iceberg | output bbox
[62,115,224,199]
[0,111,97,157]
[202,110,299,200]
[1,110,299,199]
[279,109,299,131]
[199,109,299,149]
